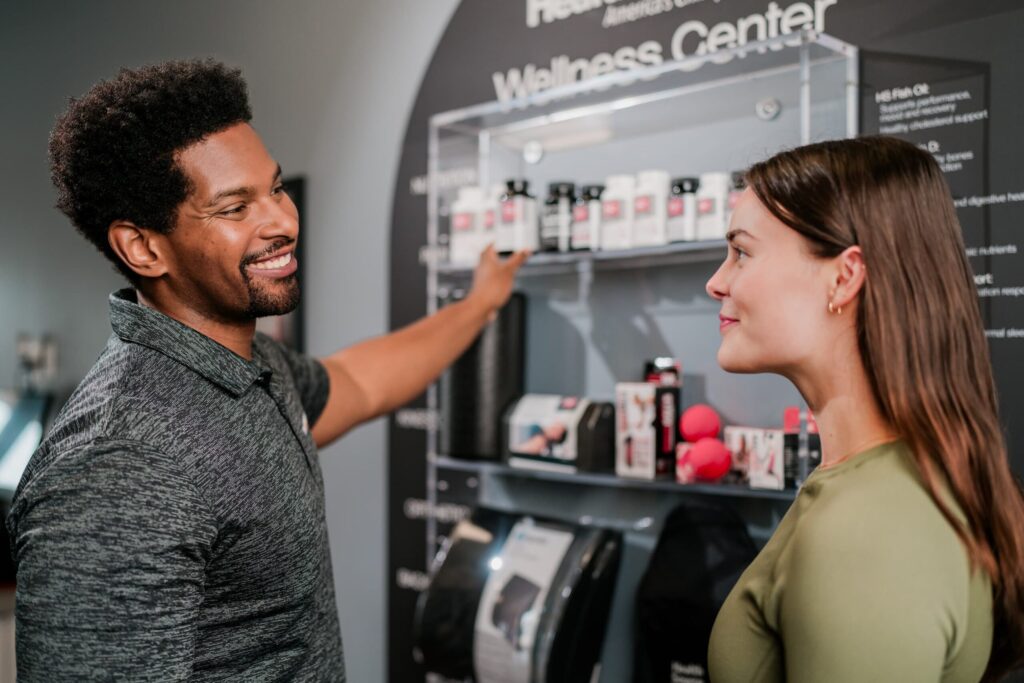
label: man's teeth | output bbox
[249,253,292,270]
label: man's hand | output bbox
[466,245,530,321]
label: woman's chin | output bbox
[717,347,761,374]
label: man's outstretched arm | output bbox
[311,246,528,447]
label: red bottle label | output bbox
[602,199,622,219]
[668,197,684,217]
[635,195,652,215]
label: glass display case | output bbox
[419,31,860,649]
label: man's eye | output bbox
[271,184,285,195]
[219,204,247,216]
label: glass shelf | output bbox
[436,239,728,277]
[426,30,859,270]
[434,455,797,502]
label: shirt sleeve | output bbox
[777,508,962,683]
[254,333,330,426]
[7,439,217,682]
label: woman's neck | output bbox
[790,338,900,469]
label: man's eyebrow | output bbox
[205,165,284,207]
[205,184,253,207]
[725,228,756,242]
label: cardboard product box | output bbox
[615,383,678,480]
[723,426,785,490]
[503,394,615,473]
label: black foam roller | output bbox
[440,292,525,460]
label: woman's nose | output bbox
[706,262,728,300]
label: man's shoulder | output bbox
[252,331,315,374]
[251,333,328,408]
[31,337,214,481]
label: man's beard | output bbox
[243,272,301,318]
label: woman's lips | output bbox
[719,314,738,331]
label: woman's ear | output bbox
[108,221,169,279]
[829,245,866,310]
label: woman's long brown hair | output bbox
[746,135,1024,681]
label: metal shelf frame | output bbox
[421,30,859,566]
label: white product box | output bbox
[723,426,785,489]
[474,519,574,683]
[615,382,677,480]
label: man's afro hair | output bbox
[48,59,252,281]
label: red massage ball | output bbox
[680,404,721,443]
[686,437,731,481]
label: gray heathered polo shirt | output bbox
[7,288,345,681]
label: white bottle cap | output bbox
[636,170,670,188]
[698,172,730,193]
[605,174,636,189]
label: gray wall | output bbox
[0,1,459,680]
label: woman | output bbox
[705,136,1024,682]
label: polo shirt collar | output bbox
[109,288,269,397]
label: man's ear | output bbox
[829,245,866,309]
[108,221,169,279]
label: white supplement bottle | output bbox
[667,177,699,242]
[601,174,636,251]
[633,170,670,248]
[449,186,484,265]
[696,172,730,240]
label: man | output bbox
[8,59,526,680]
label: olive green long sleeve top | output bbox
[708,441,993,683]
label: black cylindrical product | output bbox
[806,414,822,473]
[571,184,604,251]
[504,178,532,198]
[727,171,747,216]
[440,292,526,460]
[730,171,747,192]
[540,182,575,253]
[672,177,700,196]
[783,406,800,489]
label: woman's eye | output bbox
[730,245,748,261]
